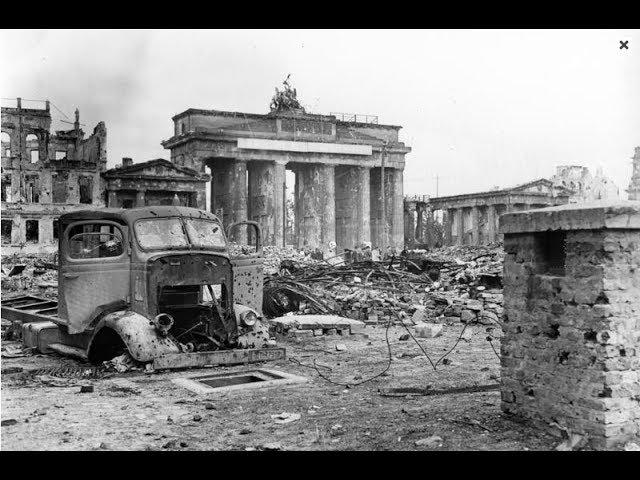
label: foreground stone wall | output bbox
[500,202,640,449]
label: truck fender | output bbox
[233,304,271,349]
[88,310,181,363]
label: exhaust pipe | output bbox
[153,313,174,336]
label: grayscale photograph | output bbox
[1,29,639,452]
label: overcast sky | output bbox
[1,29,638,198]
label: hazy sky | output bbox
[1,29,638,198]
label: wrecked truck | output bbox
[1,206,285,369]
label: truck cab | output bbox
[3,206,281,368]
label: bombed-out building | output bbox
[1,99,107,254]
[406,179,571,248]
[550,165,620,203]
[103,158,209,210]
[161,84,411,253]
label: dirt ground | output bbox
[1,322,559,451]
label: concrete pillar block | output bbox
[500,201,640,449]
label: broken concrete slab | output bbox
[268,314,365,332]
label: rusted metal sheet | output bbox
[152,347,286,370]
[231,257,264,315]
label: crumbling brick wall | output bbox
[501,206,640,449]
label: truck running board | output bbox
[152,347,286,371]
[48,343,89,361]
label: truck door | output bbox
[59,220,131,334]
[227,221,264,315]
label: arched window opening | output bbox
[26,134,39,163]
[1,132,10,157]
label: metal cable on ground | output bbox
[310,315,393,387]
[487,336,501,360]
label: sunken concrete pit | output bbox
[172,368,308,394]
[499,201,640,449]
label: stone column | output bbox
[211,160,248,242]
[455,208,464,246]
[445,208,455,245]
[335,165,370,251]
[403,201,416,248]
[135,189,146,207]
[386,168,404,251]
[416,204,425,243]
[357,166,371,247]
[486,204,497,243]
[295,164,336,253]
[471,206,481,246]
[369,167,383,249]
[274,161,286,248]
[248,161,276,246]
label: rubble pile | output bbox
[262,243,505,328]
[1,253,58,297]
[228,244,321,275]
[412,244,505,326]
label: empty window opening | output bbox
[52,173,68,203]
[1,219,12,244]
[25,176,40,203]
[78,176,93,204]
[1,131,10,148]
[55,151,67,160]
[26,220,39,243]
[1,175,11,202]
[26,134,39,163]
[536,231,566,276]
[52,219,59,240]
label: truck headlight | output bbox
[240,310,258,327]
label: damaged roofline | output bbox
[170,108,403,130]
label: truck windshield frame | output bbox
[134,216,226,251]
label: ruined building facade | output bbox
[627,147,640,201]
[550,165,620,203]
[103,158,209,210]
[408,179,571,247]
[1,99,107,254]
[162,108,411,253]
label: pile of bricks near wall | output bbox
[295,287,504,327]
[501,230,640,448]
